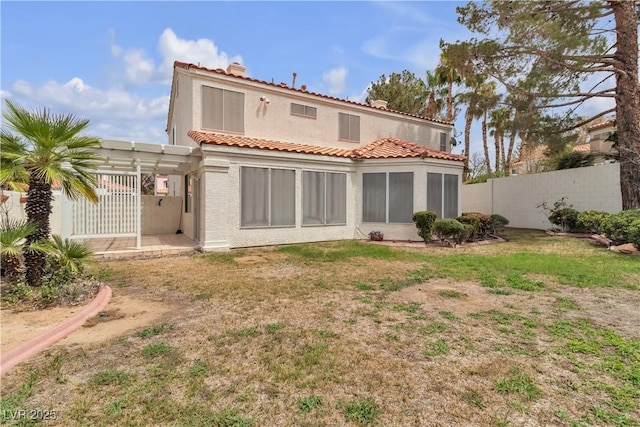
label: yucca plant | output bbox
[0,218,36,284]
[37,235,94,276]
[1,100,101,286]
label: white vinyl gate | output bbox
[70,171,141,247]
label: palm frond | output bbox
[42,235,94,274]
[0,218,37,256]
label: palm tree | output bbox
[0,218,36,284]
[424,70,446,120]
[1,99,101,287]
[435,54,463,122]
[489,107,512,173]
[39,235,94,275]
[459,74,487,180]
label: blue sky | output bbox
[0,1,612,158]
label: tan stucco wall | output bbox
[1,191,63,235]
[141,196,182,235]
[173,69,452,152]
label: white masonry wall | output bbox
[461,163,622,229]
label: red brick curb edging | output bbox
[0,285,112,377]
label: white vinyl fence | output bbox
[461,163,622,230]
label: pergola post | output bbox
[136,159,142,249]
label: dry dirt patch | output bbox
[1,289,177,352]
[387,278,507,315]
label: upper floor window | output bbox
[339,113,360,142]
[202,86,244,133]
[440,132,447,151]
[291,103,317,119]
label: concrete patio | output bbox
[84,234,198,259]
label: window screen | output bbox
[427,173,443,218]
[303,171,347,225]
[241,167,294,227]
[363,173,387,222]
[339,113,360,142]
[440,132,447,151]
[271,169,296,226]
[303,171,325,225]
[202,86,244,133]
[443,174,459,219]
[388,172,414,223]
[326,173,347,224]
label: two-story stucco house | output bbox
[166,61,465,251]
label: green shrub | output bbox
[456,216,480,241]
[433,219,472,245]
[549,208,579,232]
[490,214,509,234]
[628,218,640,250]
[576,210,611,233]
[556,151,594,170]
[600,209,640,244]
[412,211,437,243]
[463,212,494,238]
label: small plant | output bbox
[342,397,381,425]
[423,338,450,357]
[136,323,175,339]
[368,230,384,241]
[628,218,640,249]
[490,214,509,234]
[462,212,494,239]
[412,211,437,243]
[142,342,175,358]
[298,395,324,413]
[494,365,542,401]
[537,197,579,231]
[456,215,480,241]
[576,210,611,233]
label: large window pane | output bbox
[389,172,413,223]
[339,113,360,142]
[443,174,459,219]
[202,86,244,133]
[327,173,347,224]
[363,173,386,222]
[427,173,443,218]
[224,90,244,133]
[303,171,325,225]
[202,86,223,131]
[271,169,295,226]
[241,167,269,227]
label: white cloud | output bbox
[108,28,243,86]
[1,89,13,101]
[156,28,243,83]
[350,84,371,104]
[322,67,347,95]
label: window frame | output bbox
[201,85,245,134]
[439,132,447,152]
[362,172,414,224]
[290,103,317,119]
[426,172,459,219]
[338,113,360,142]
[240,166,296,229]
[302,170,347,226]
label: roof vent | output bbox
[301,84,307,91]
[371,99,388,109]
[226,62,246,77]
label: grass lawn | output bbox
[1,229,639,426]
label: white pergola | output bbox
[63,139,201,248]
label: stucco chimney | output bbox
[371,99,388,109]
[226,62,246,77]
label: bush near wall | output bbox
[412,211,437,243]
[433,219,472,246]
[577,210,611,234]
[599,209,640,246]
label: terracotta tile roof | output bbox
[188,131,465,162]
[572,143,591,154]
[587,118,615,131]
[173,61,452,126]
[351,137,465,161]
